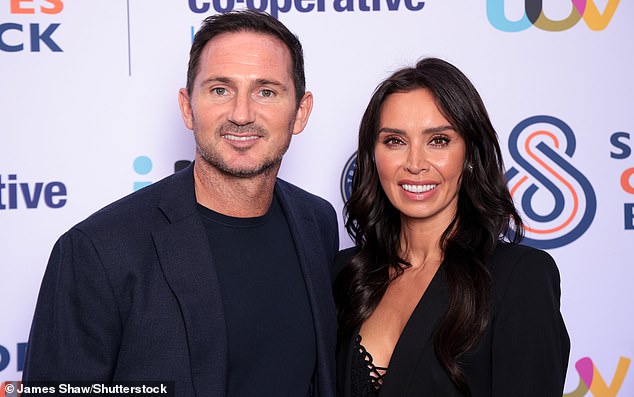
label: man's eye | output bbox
[212,87,227,95]
[260,89,274,98]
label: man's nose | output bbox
[228,92,255,125]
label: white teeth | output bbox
[401,184,437,193]
[224,135,258,141]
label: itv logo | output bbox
[487,0,620,32]
[565,357,631,397]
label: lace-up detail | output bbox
[351,334,387,397]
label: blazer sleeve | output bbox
[23,228,122,381]
[491,247,570,397]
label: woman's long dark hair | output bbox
[334,57,524,394]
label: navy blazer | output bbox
[24,164,339,397]
[335,242,570,397]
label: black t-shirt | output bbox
[198,196,316,397]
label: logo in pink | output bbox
[565,356,630,396]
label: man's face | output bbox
[179,31,312,178]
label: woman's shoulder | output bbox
[491,241,557,271]
[333,246,360,282]
[336,246,359,261]
[490,241,562,300]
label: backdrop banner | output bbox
[1,1,632,395]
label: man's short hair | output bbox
[186,10,306,107]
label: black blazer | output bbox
[335,242,570,397]
[24,163,339,397]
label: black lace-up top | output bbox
[351,334,388,397]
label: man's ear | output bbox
[291,91,314,136]
[178,88,194,130]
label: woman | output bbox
[334,58,570,397]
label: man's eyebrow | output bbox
[255,78,288,90]
[198,77,288,91]
[199,76,232,86]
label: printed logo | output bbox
[132,156,192,191]
[340,152,357,203]
[505,115,596,249]
[487,0,620,32]
[0,343,27,373]
[565,356,631,397]
[1,0,64,52]
[188,0,425,20]
[609,132,634,230]
[133,156,153,191]
[0,174,67,210]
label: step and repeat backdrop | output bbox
[1,1,632,395]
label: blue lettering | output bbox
[9,174,18,209]
[246,0,268,12]
[0,343,28,372]
[333,0,352,12]
[21,182,44,208]
[189,0,211,12]
[404,0,423,11]
[45,182,67,208]
[17,343,27,372]
[332,0,419,12]
[0,23,24,52]
[294,0,320,13]
[184,0,428,15]
[0,175,6,209]
[0,175,67,210]
[1,23,62,52]
[0,345,8,372]
[30,23,62,52]
[626,204,634,230]
[610,132,631,159]
[212,0,234,13]
[385,0,400,11]
[270,0,293,18]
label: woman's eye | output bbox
[430,136,450,146]
[383,137,404,146]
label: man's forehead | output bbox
[202,31,291,66]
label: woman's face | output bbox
[374,88,466,228]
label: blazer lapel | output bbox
[152,165,228,397]
[275,181,337,396]
[379,266,449,396]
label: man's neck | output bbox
[193,160,278,218]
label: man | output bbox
[23,11,338,397]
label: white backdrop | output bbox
[1,1,632,395]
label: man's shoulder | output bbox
[73,170,188,237]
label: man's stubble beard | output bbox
[194,120,294,179]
